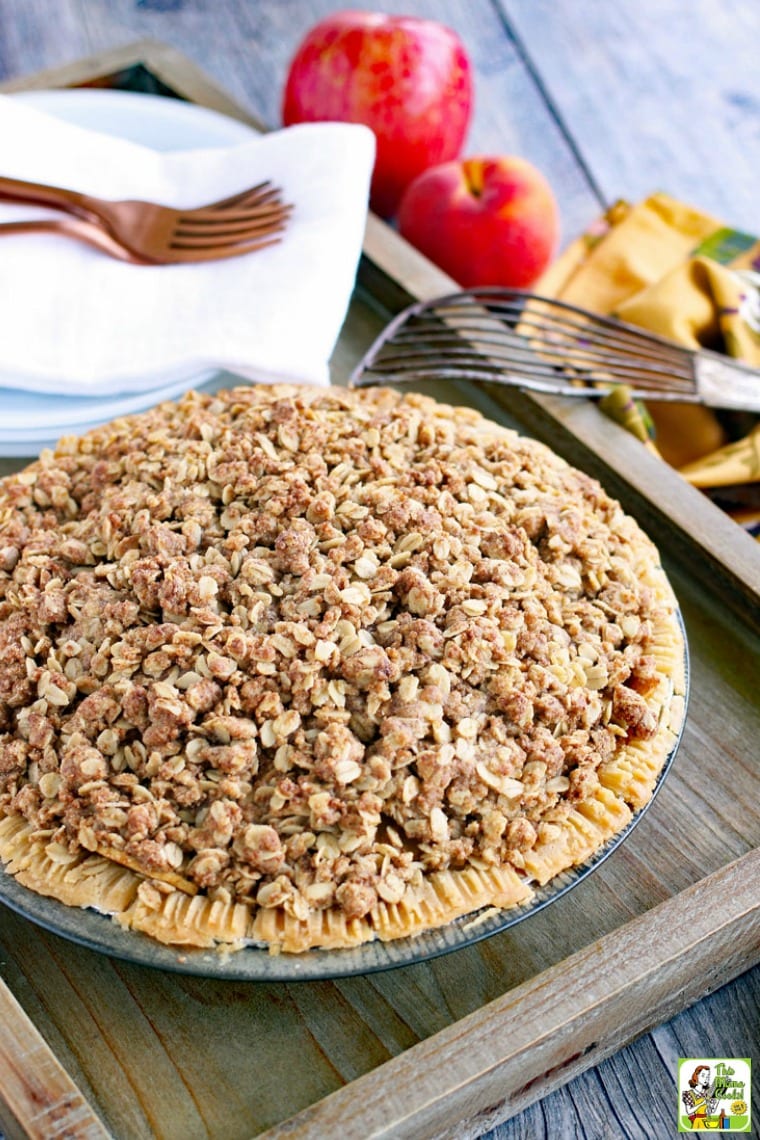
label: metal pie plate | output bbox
[0,617,689,982]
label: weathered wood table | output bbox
[0,3,758,1139]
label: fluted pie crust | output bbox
[0,386,685,954]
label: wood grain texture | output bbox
[497,0,760,231]
[262,849,759,1139]
[486,970,760,1140]
[0,8,757,1140]
[0,979,109,1140]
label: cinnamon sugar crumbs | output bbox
[0,385,677,938]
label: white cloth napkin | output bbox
[0,94,375,395]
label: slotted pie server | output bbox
[349,287,760,412]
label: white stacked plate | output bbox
[0,89,258,458]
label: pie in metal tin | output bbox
[0,385,687,972]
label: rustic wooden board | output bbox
[263,849,759,1140]
[0,38,758,1140]
[0,980,109,1140]
[497,0,760,232]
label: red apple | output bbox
[282,11,473,218]
[398,156,560,288]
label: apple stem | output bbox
[463,158,484,198]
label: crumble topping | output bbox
[0,385,684,950]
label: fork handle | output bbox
[695,350,760,413]
[0,175,103,224]
[0,218,145,263]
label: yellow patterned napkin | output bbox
[537,193,760,533]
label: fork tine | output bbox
[195,180,281,213]
[178,205,289,226]
[175,205,293,233]
[179,194,290,225]
[173,217,292,242]
[164,233,285,263]
[169,218,289,249]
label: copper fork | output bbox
[0,175,292,263]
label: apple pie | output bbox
[0,385,686,953]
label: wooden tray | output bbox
[0,42,758,1140]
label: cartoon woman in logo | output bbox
[681,1065,727,1129]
